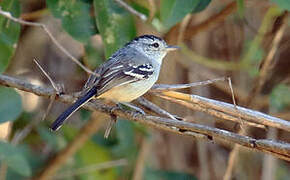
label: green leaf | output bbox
[62,127,116,179]
[0,0,21,73]
[46,0,98,42]
[0,141,31,177]
[237,0,244,18]
[270,84,290,112]
[271,0,290,11]
[145,167,197,180]
[242,40,264,77]
[37,126,66,151]
[0,87,22,123]
[94,0,136,58]
[160,0,211,29]
[192,0,211,13]
[84,42,104,69]
[112,120,137,158]
[76,140,116,179]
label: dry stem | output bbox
[0,6,97,76]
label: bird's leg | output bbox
[103,102,120,139]
[118,102,146,115]
[104,102,145,138]
[104,113,117,139]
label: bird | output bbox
[50,35,179,131]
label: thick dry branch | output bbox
[0,74,290,161]
[156,91,290,132]
[156,94,265,129]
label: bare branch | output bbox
[0,6,98,76]
[156,91,290,131]
[156,94,266,129]
[33,58,59,92]
[151,77,226,92]
[114,0,147,21]
[136,97,179,120]
[0,74,289,163]
[223,10,288,180]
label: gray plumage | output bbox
[51,35,178,131]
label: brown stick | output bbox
[0,74,289,161]
[223,11,288,180]
[32,113,106,180]
[166,2,237,41]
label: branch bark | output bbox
[0,74,289,163]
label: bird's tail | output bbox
[50,87,97,131]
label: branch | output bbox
[166,2,237,42]
[114,0,147,21]
[0,6,98,76]
[0,74,290,162]
[154,91,290,132]
[223,10,288,180]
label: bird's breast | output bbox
[97,76,157,102]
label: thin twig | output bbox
[0,6,97,76]
[34,58,59,92]
[166,2,237,42]
[223,11,288,180]
[33,58,59,121]
[156,94,265,129]
[151,77,226,92]
[0,74,289,163]
[246,12,288,106]
[155,91,290,131]
[132,138,151,180]
[136,97,179,120]
[227,77,244,129]
[177,14,191,43]
[32,111,106,180]
[114,0,147,21]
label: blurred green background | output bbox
[0,0,289,179]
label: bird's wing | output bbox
[84,55,154,96]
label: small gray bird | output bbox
[51,35,178,131]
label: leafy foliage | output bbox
[0,0,20,73]
[46,0,98,42]
[0,87,22,123]
[271,0,290,11]
[270,84,290,111]
[94,0,136,58]
[160,0,211,29]
[145,167,198,180]
[0,0,289,179]
[0,142,31,177]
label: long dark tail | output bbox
[50,87,97,131]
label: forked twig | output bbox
[151,77,226,92]
[34,59,60,121]
[227,77,245,129]
[136,97,179,120]
[34,59,59,92]
[0,6,97,76]
[114,0,147,21]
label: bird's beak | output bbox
[166,45,179,51]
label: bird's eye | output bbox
[152,43,159,48]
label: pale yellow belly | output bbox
[97,79,156,102]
